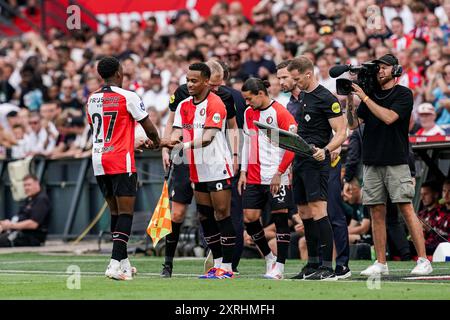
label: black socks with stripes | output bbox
[111,214,133,261]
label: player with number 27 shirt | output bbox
[87,56,174,281]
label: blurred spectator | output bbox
[10,123,27,159]
[297,23,325,56]
[59,78,83,112]
[425,62,450,126]
[415,102,446,135]
[415,179,450,255]
[0,174,50,247]
[410,2,430,42]
[0,62,15,103]
[240,38,276,79]
[316,56,336,94]
[19,64,43,111]
[383,0,415,34]
[342,25,364,59]
[141,70,170,126]
[147,106,162,136]
[267,74,289,107]
[388,17,414,51]
[50,109,88,159]
[24,111,56,157]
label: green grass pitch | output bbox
[0,253,449,300]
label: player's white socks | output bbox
[265,252,276,262]
[274,262,285,273]
[214,257,223,269]
[220,262,232,272]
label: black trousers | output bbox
[326,162,350,267]
[0,231,42,247]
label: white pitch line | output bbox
[0,257,204,264]
[1,259,449,273]
[0,270,450,286]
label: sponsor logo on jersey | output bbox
[169,95,175,104]
[331,102,341,113]
[93,146,115,154]
[140,101,145,111]
[266,116,273,124]
[212,113,221,124]
[305,114,311,122]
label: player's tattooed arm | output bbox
[346,93,361,130]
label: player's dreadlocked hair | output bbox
[241,77,270,95]
[97,56,120,79]
[189,62,211,79]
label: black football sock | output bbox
[303,218,320,267]
[244,220,271,257]
[217,216,236,264]
[272,213,290,264]
[111,214,118,234]
[164,221,182,266]
[198,205,223,260]
[111,214,133,261]
[316,216,334,269]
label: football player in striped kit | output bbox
[238,77,297,280]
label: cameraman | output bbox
[347,54,432,276]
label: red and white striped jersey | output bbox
[173,92,233,183]
[389,34,414,51]
[87,85,148,176]
[242,100,296,185]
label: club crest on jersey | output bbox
[200,108,206,116]
[331,102,341,113]
[305,114,311,122]
[266,116,273,124]
[212,113,221,124]
[169,95,175,104]
[288,124,296,133]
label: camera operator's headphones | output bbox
[374,54,403,78]
[391,63,403,78]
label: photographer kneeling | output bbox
[346,54,432,276]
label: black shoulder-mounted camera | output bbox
[330,63,380,95]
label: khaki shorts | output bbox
[362,164,415,206]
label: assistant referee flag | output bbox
[147,181,172,245]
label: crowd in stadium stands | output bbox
[0,0,449,253]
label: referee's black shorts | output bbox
[169,163,194,204]
[292,156,330,205]
[96,172,138,197]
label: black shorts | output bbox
[169,163,193,204]
[243,184,293,211]
[194,178,232,193]
[96,173,138,197]
[293,157,330,205]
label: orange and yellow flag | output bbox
[147,180,172,246]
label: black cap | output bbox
[372,54,398,66]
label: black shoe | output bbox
[308,266,337,281]
[160,264,172,278]
[335,265,352,280]
[232,268,240,275]
[290,263,318,280]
